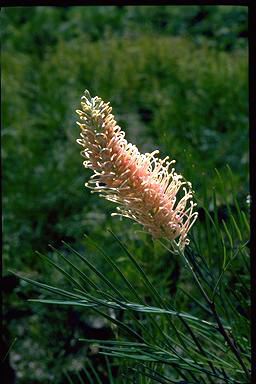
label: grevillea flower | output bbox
[76,90,198,251]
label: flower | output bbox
[76,90,198,251]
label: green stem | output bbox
[209,301,250,381]
[182,250,250,381]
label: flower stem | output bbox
[182,251,250,381]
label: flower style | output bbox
[76,90,198,251]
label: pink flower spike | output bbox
[76,90,198,251]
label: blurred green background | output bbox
[2,5,248,383]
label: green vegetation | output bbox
[2,5,249,383]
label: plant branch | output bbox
[181,250,250,381]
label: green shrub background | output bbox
[2,5,248,383]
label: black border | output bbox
[249,3,256,383]
[0,1,252,7]
[1,2,254,382]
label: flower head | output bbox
[76,90,198,251]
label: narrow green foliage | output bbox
[12,165,249,383]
